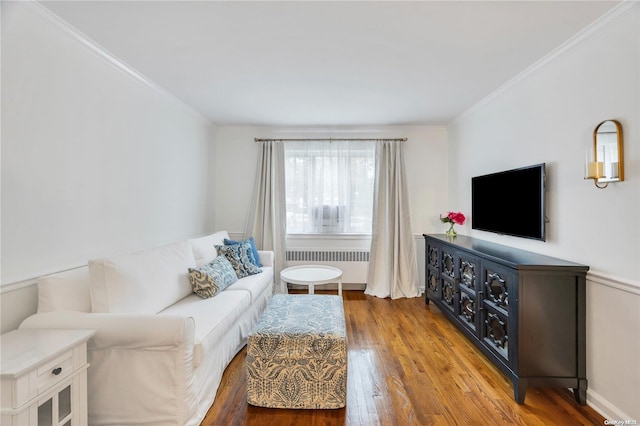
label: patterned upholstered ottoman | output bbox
[246,294,347,409]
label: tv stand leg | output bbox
[514,378,528,404]
[573,379,588,405]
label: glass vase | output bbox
[445,223,457,237]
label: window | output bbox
[284,141,375,234]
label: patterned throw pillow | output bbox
[188,256,238,299]
[224,237,262,267]
[215,242,262,278]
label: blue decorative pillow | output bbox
[187,256,238,299]
[216,242,262,278]
[224,236,262,267]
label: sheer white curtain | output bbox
[245,141,287,293]
[284,141,374,234]
[365,140,420,299]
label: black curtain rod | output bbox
[253,137,407,142]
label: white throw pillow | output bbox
[37,267,92,313]
[187,231,229,267]
[89,241,196,314]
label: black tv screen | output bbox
[472,163,546,241]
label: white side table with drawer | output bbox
[1,329,95,426]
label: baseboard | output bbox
[587,388,635,423]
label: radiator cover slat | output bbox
[286,250,370,262]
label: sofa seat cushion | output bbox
[89,241,196,314]
[159,290,251,368]
[226,267,273,303]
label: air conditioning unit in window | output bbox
[312,205,346,233]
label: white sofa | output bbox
[19,231,274,426]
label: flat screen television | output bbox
[472,163,546,241]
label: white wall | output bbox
[448,5,640,421]
[0,2,213,332]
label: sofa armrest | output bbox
[19,311,195,350]
[20,311,197,425]
[257,250,274,268]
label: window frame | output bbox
[283,141,375,236]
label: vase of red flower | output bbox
[440,211,466,237]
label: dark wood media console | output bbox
[423,234,588,405]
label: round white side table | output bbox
[280,265,343,296]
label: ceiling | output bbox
[41,1,620,127]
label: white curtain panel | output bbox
[284,141,375,234]
[245,141,287,293]
[365,140,420,299]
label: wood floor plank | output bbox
[201,290,605,425]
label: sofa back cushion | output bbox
[37,267,92,313]
[187,231,229,267]
[89,241,196,314]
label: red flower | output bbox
[449,212,466,225]
[440,211,466,225]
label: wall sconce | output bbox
[584,119,624,189]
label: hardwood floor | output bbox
[201,290,604,425]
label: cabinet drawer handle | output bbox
[52,367,63,375]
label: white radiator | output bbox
[285,249,369,284]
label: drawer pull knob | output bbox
[52,367,63,375]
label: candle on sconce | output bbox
[586,162,604,178]
[595,161,603,178]
[584,147,604,179]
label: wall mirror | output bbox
[585,119,624,188]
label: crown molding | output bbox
[17,0,210,124]
[451,0,640,125]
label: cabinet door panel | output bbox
[458,288,477,332]
[484,269,509,309]
[479,261,516,367]
[58,385,71,423]
[425,241,441,304]
[38,398,53,426]
[426,267,440,301]
[438,247,456,314]
[426,242,439,269]
[441,250,455,279]
[483,308,509,363]
[457,255,478,293]
[456,253,479,333]
[440,277,455,313]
